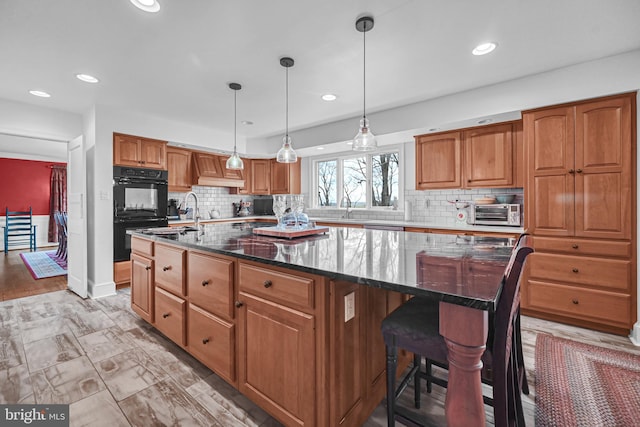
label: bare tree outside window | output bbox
[343,157,366,208]
[372,152,399,206]
[317,160,337,206]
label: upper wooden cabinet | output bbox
[166,147,193,192]
[192,151,245,188]
[524,94,633,239]
[415,122,521,190]
[113,133,167,170]
[251,159,271,195]
[270,158,301,194]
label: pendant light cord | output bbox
[285,65,289,141]
[363,25,366,121]
[233,89,237,152]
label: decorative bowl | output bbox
[495,194,516,204]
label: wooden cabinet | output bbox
[113,260,131,287]
[155,286,186,346]
[188,304,235,384]
[187,251,234,320]
[270,158,301,194]
[230,158,252,195]
[192,151,245,187]
[522,93,636,335]
[113,133,167,170]
[131,253,154,323]
[415,122,520,190]
[154,243,186,296]
[251,159,271,195]
[166,147,193,192]
[237,262,317,427]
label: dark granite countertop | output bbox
[132,222,517,311]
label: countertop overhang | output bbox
[132,222,516,311]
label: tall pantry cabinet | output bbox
[522,92,636,335]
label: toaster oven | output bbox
[467,204,521,226]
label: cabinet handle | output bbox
[467,179,471,183]
[572,299,579,305]
[235,300,244,308]
[145,265,151,270]
[202,338,210,344]
[572,268,579,273]
[263,280,273,288]
[576,168,583,173]
[202,280,210,286]
[568,169,575,174]
[572,244,579,249]
[162,266,172,271]
[162,313,170,318]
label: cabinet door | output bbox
[155,244,186,296]
[231,158,252,194]
[524,106,575,236]
[113,134,141,167]
[251,159,271,194]
[574,95,632,239]
[463,123,513,188]
[139,139,167,169]
[155,287,186,346]
[237,293,315,426]
[131,253,154,323]
[220,155,245,180]
[188,252,234,320]
[188,304,235,384]
[271,159,301,194]
[415,131,462,189]
[167,147,192,192]
[193,152,223,178]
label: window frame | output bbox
[311,144,404,210]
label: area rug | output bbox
[535,333,640,426]
[19,250,67,279]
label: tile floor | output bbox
[1,288,639,426]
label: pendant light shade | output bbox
[353,16,377,151]
[277,57,298,163]
[226,82,244,170]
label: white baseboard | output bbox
[88,280,116,299]
[629,322,640,346]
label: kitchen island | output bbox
[129,222,516,427]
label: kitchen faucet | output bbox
[340,196,352,219]
[183,191,200,230]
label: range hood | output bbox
[192,151,245,188]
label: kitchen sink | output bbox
[142,226,200,235]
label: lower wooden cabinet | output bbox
[131,253,154,323]
[154,286,186,346]
[188,304,235,384]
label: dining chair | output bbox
[3,207,37,254]
[381,234,533,427]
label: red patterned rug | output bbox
[535,333,640,426]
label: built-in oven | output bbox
[113,166,169,261]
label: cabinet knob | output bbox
[467,179,471,183]
[235,300,244,308]
[162,266,172,271]
[162,313,170,318]
[263,280,273,288]
[145,265,151,270]
[568,169,575,174]
[202,338,210,345]
[572,299,579,305]
[202,280,210,286]
[572,268,579,273]
[576,168,583,174]
[572,244,579,249]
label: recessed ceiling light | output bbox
[130,0,160,13]
[241,120,253,125]
[477,119,492,124]
[316,147,325,150]
[29,90,51,98]
[472,42,497,56]
[76,73,99,83]
[321,94,337,101]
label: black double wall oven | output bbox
[113,166,168,261]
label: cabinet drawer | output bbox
[533,236,631,258]
[155,243,186,296]
[188,305,235,384]
[155,287,186,346]
[528,252,630,291]
[239,263,314,310]
[188,252,234,320]
[526,280,631,328]
[131,236,154,257]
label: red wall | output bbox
[0,158,66,215]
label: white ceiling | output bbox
[1,0,639,147]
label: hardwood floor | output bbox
[0,248,67,301]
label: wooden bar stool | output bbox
[381,234,533,427]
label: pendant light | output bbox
[276,57,298,163]
[225,82,244,170]
[353,16,377,151]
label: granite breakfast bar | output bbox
[129,222,516,427]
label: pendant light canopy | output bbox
[353,16,377,151]
[226,82,244,170]
[276,57,298,163]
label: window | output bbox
[313,147,402,209]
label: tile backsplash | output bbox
[170,186,523,226]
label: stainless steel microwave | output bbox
[467,204,521,226]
